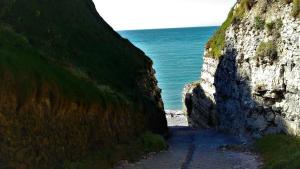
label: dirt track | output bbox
[116,127,261,169]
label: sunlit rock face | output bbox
[184,1,300,138]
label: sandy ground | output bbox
[165,110,189,127]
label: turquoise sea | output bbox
[118,27,218,110]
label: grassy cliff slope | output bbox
[0,0,168,168]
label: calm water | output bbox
[118,27,218,110]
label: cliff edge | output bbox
[184,0,300,138]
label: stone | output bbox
[266,112,275,122]
[264,127,281,135]
[183,83,218,129]
[247,116,268,131]
[183,0,300,137]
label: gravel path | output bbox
[116,127,261,169]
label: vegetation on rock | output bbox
[206,0,299,59]
[266,19,282,38]
[206,0,255,58]
[256,41,278,64]
[255,16,266,30]
[205,8,234,58]
[292,0,300,17]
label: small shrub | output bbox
[235,0,254,17]
[255,16,265,30]
[141,131,167,152]
[266,22,275,32]
[232,15,242,25]
[265,19,283,36]
[292,0,300,18]
[256,41,278,64]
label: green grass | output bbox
[0,26,139,169]
[0,0,168,168]
[0,25,122,103]
[292,0,300,18]
[205,8,234,58]
[64,131,167,169]
[255,134,300,169]
[206,0,254,58]
[1,0,151,98]
[0,0,140,105]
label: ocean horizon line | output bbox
[117,25,220,32]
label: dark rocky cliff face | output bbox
[184,0,300,138]
[0,0,167,168]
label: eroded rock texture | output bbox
[184,1,300,138]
